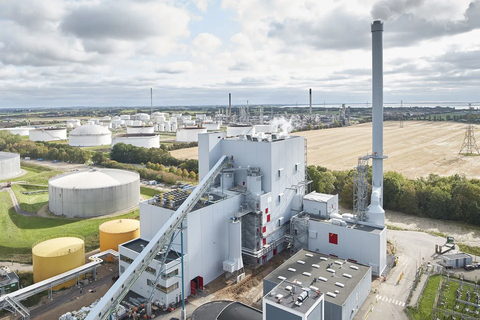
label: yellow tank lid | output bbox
[99,219,140,234]
[32,237,84,257]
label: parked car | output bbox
[464,264,475,271]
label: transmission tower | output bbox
[353,155,370,221]
[459,104,480,155]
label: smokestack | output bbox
[367,20,385,226]
[309,89,312,121]
[229,93,232,117]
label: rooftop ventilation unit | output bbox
[327,292,337,298]
[306,253,313,258]
[327,268,335,273]
[343,273,352,279]
[350,265,359,270]
[318,277,327,282]
[278,276,286,281]
[335,282,345,288]
[297,260,305,265]
[312,264,320,269]
[303,272,311,277]
[288,268,296,272]
[320,257,328,261]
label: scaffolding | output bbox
[353,156,369,222]
[290,214,309,254]
[459,105,479,155]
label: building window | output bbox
[161,269,179,280]
[120,255,133,264]
[147,279,156,287]
[146,266,156,276]
[156,282,179,293]
[120,266,125,273]
[267,214,271,222]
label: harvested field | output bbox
[171,121,480,179]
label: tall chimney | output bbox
[229,93,232,117]
[367,20,385,226]
[309,88,312,121]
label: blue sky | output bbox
[0,0,480,108]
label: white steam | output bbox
[271,117,293,135]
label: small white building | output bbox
[440,253,472,268]
[303,192,338,218]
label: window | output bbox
[120,255,133,264]
[263,226,266,233]
[156,282,179,293]
[278,168,283,177]
[161,269,179,280]
[147,279,155,287]
[267,214,271,222]
[120,266,125,273]
[146,266,156,276]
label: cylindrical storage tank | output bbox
[32,237,85,289]
[126,125,154,134]
[0,152,21,180]
[29,128,67,142]
[49,169,140,218]
[203,122,221,130]
[69,124,112,147]
[112,134,160,149]
[125,120,133,126]
[254,124,278,133]
[137,113,150,121]
[176,127,207,142]
[226,125,255,137]
[169,117,178,124]
[165,122,171,132]
[120,115,131,120]
[170,123,177,132]
[2,127,34,136]
[158,123,165,132]
[132,120,142,126]
[99,219,140,253]
[103,116,111,121]
[154,115,166,123]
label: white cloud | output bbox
[192,33,223,52]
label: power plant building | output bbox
[48,169,140,218]
[69,124,112,147]
[0,152,21,180]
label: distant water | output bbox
[278,102,477,109]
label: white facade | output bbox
[303,192,338,218]
[69,124,112,147]
[112,134,160,149]
[226,125,255,137]
[49,169,140,218]
[0,152,21,180]
[176,128,207,142]
[126,126,154,134]
[2,127,34,136]
[29,128,67,142]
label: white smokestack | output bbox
[368,20,385,227]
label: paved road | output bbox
[0,183,36,216]
[355,230,445,320]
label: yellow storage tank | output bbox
[99,219,140,253]
[32,237,85,290]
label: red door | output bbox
[191,280,196,295]
[199,276,204,289]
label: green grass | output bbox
[0,192,139,263]
[458,244,480,257]
[407,275,441,319]
[140,186,161,198]
[11,184,49,213]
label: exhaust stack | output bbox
[229,93,232,117]
[367,20,386,226]
[309,88,312,121]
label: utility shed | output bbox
[0,271,19,295]
[303,192,338,218]
[263,249,371,320]
[440,253,472,268]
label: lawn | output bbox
[0,191,139,263]
[407,275,441,319]
[140,186,161,199]
[11,184,49,213]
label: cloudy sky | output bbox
[0,0,479,108]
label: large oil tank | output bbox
[99,219,140,252]
[32,237,85,289]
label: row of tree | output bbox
[307,165,480,226]
[145,162,198,180]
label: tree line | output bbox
[308,165,480,226]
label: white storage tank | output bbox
[120,115,131,120]
[125,120,133,126]
[2,127,34,136]
[254,124,278,133]
[226,125,255,137]
[202,121,221,130]
[0,152,21,180]
[170,123,177,132]
[29,127,67,142]
[132,120,142,126]
[112,134,160,149]
[165,122,171,132]
[126,125,154,134]
[137,113,150,121]
[176,127,207,142]
[169,117,178,124]
[49,168,140,218]
[158,123,165,132]
[103,116,111,121]
[69,124,112,147]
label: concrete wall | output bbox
[264,304,302,320]
[306,301,323,320]
[49,177,140,217]
[324,301,342,320]
[0,152,21,180]
[307,221,386,276]
[341,266,372,320]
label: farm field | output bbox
[171,121,480,179]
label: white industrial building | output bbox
[176,127,207,142]
[0,152,21,180]
[49,169,140,218]
[69,124,112,147]
[112,134,160,149]
[29,127,67,142]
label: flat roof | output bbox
[444,253,471,260]
[304,192,336,203]
[0,272,19,287]
[263,280,323,315]
[264,249,371,307]
[121,238,182,263]
[308,215,384,234]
